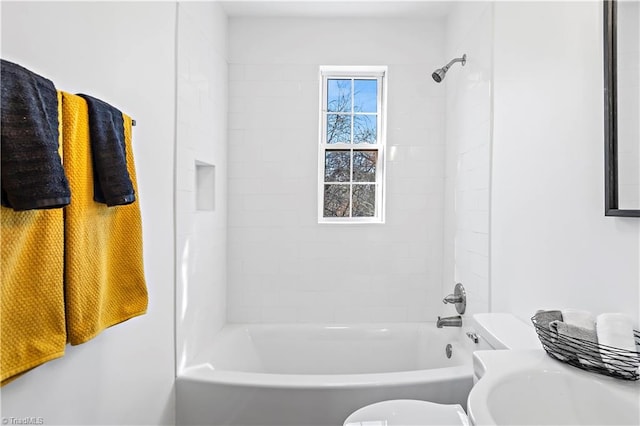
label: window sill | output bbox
[318,217,385,225]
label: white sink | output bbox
[468,350,640,425]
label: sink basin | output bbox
[468,350,640,425]
[487,369,638,425]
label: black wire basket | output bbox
[531,313,640,381]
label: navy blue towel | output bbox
[1,59,71,211]
[77,94,135,206]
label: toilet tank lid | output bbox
[472,313,542,350]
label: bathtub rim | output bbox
[178,362,473,389]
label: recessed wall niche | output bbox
[195,161,215,211]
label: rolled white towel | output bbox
[561,309,596,330]
[596,313,638,373]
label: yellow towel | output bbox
[61,92,147,345]
[1,91,66,386]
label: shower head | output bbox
[431,54,467,83]
[431,68,446,83]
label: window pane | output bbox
[352,184,376,217]
[353,150,377,182]
[354,79,377,113]
[324,184,350,217]
[353,114,377,143]
[327,79,352,112]
[327,114,352,144]
[324,150,351,182]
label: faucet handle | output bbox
[442,283,466,315]
[466,331,479,343]
[443,294,462,304]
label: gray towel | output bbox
[535,309,563,327]
[549,320,598,343]
[550,320,603,367]
[76,94,135,206]
[1,59,70,210]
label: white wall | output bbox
[227,18,447,323]
[442,2,493,317]
[492,1,640,325]
[1,2,176,424]
[175,1,228,372]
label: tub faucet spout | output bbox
[437,315,462,328]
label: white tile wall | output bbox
[228,18,447,323]
[175,2,228,370]
[442,2,493,317]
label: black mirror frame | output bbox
[604,0,640,217]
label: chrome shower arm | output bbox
[443,54,467,71]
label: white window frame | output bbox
[318,66,387,224]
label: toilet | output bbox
[344,399,469,426]
[343,313,541,426]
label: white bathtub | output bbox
[176,323,487,426]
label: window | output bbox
[318,67,386,223]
